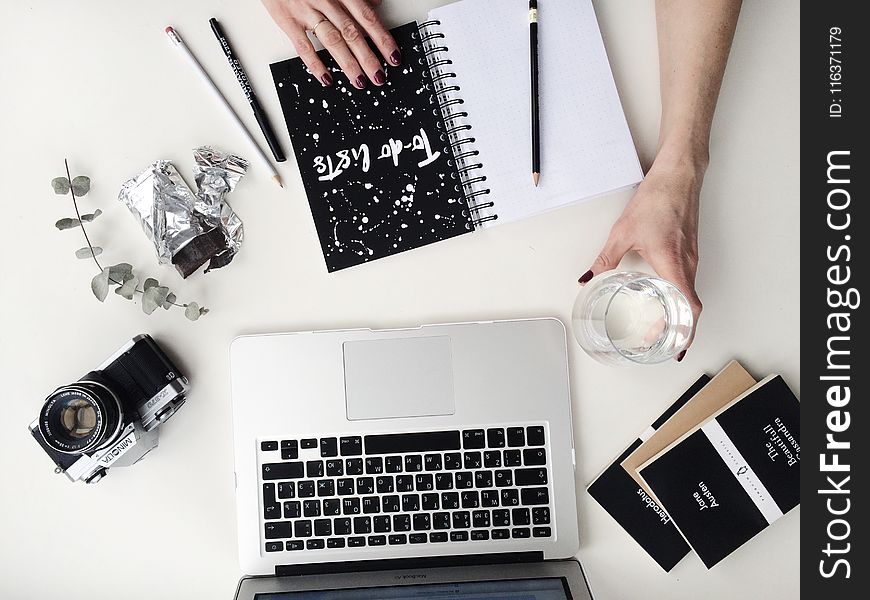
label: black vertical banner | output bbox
[802,3,868,597]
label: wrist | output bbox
[654,132,710,176]
[642,135,707,207]
[655,130,710,166]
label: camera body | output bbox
[28,334,188,484]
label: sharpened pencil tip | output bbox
[532,172,540,187]
[273,174,284,188]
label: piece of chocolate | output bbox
[171,227,228,279]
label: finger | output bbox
[343,0,402,66]
[647,255,703,355]
[292,27,335,87]
[264,2,334,86]
[313,19,368,89]
[320,2,387,86]
[579,228,632,284]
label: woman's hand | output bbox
[263,0,400,89]
[579,157,705,359]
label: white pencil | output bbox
[165,26,283,188]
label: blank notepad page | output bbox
[428,0,643,225]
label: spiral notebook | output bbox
[271,0,642,271]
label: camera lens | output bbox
[59,399,97,438]
[39,382,123,454]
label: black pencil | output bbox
[209,18,286,163]
[529,0,540,186]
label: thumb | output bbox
[579,231,631,284]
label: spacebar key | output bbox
[262,462,305,480]
[365,431,461,454]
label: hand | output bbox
[263,0,401,89]
[579,159,705,360]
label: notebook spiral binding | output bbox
[417,20,497,229]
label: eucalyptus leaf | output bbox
[52,177,71,195]
[199,307,209,316]
[75,246,102,259]
[184,302,201,321]
[142,291,160,315]
[107,263,133,282]
[114,275,138,300]
[163,292,177,310]
[80,209,102,222]
[154,286,170,307]
[110,271,132,286]
[91,268,110,302]
[71,176,91,197]
[55,218,81,230]
[142,285,169,315]
[143,278,159,291]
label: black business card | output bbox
[587,375,710,571]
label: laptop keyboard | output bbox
[258,426,553,553]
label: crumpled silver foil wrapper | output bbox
[192,146,246,257]
[118,160,201,263]
[118,147,249,278]
[193,146,246,218]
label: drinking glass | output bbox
[571,271,693,366]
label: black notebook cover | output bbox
[587,375,709,571]
[271,22,471,272]
[639,375,800,568]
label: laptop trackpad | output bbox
[343,336,455,421]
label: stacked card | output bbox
[588,361,800,570]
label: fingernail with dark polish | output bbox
[373,70,386,85]
[389,50,402,65]
[578,270,594,285]
[676,350,687,362]
[320,73,333,87]
[355,74,367,89]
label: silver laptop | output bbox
[230,318,592,598]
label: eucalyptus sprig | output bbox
[52,159,209,321]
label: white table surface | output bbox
[0,1,800,598]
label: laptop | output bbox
[230,318,593,598]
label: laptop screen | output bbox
[254,577,572,599]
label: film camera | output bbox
[28,335,188,484]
